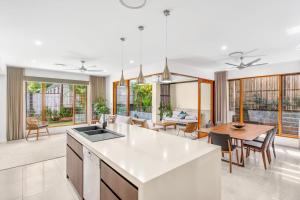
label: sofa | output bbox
[163,109,198,125]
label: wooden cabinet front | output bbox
[67,145,83,199]
[101,161,138,200]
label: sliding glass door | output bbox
[282,74,300,136]
[25,81,87,127]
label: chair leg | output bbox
[177,129,180,136]
[26,129,31,140]
[272,142,276,158]
[222,152,224,158]
[266,149,271,164]
[46,127,50,136]
[236,149,239,164]
[262,151,267,170]
[229,151,232,173]
[36,129,39,140]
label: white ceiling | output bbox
[1,0,300,76]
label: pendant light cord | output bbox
[165,12,168,59]
[139,27,143,66]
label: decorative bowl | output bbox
[232,123,245,129]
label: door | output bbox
[198,79,214,129]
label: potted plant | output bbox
[94,98,110,126]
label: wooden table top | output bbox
[199,123,274,141]
[155,121,177,126]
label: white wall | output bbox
[228,60,300,79]
[170,82,198,110]
[25,68,90,81]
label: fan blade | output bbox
[87,65,97,68]
[249,63,268,67]
[225,63,239,67]
[243,54,266,58]
[244,49,258,55]
[86,69,104,72]
[54,63,67,67]
[62,68,80,70]
[246,58,261,66]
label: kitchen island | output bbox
[67,123,221,200]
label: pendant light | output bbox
[119,37,126,87]
[161,9,172,83]
[136,25,145,85]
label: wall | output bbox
[170,82,198,110]
[25,68,90,81]
[227,60,300,79]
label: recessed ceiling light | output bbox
[31,59,37,63]
[221,45,228,50]
[286,26,300,35]
[34,40,43,46]
[296,44,300,50]
[129,60,135,64]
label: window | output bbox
[242,76,279,127]
[25,81,87,127]
[282,74,300,136]
[228,80,240,122]
[229,73,300,137]
[116,85,128,116]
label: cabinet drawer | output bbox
[101,161,138,200]
[67,134,83,159]
[67,146,83,198]
[101,181,119,200]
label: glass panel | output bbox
[200,83,211,127]
[74,85,87,124]
[26,81,42,120]
[129,81,152,120]
[228,80,240,122]
[282,74,300,136]
[117,85,128,116]
[242,76,279,128]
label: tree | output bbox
[27,82,41,116]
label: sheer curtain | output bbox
[7,67,24,140]
[214,71,228,123]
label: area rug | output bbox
[0,133,66,170]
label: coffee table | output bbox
[153,121,177,131]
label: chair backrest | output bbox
[209,132,231,151]
[184,122,198,133]
[267,128,277,148]
[26,117,38,129]
[261,130,273,150]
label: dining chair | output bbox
[177,122,198,138]
[254,128,277,163]
[26,117,50,140]
[209,132,238,173]
[243,130,273,170]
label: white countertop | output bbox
[67,123,219,187]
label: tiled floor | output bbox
[0,127,299,200]
[0,157,80,200]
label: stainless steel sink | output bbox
[72,126,124,142]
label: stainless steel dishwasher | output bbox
[83,146,100,200]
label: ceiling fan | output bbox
[55,60,103,73]
[225,50,268,70]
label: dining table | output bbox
[198,122,275,167]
